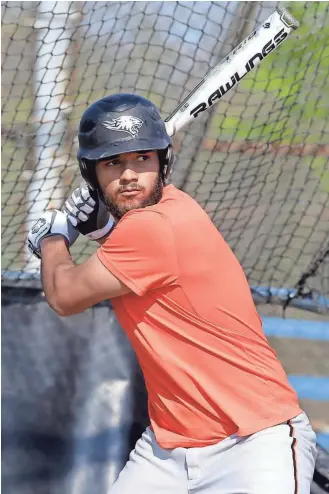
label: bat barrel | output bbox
[164,7,299,136]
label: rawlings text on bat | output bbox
[164,7,299,137]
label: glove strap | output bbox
[86,217,115,240]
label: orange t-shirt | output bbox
[97,184,301,449]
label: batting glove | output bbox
[62,183,114,240]
[27,210,79,259]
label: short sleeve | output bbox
[97,210,179,296]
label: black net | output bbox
[2,1,329,312]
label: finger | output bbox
[81,185,96,206]
[64,199,79,217]
[86,196,96,207]
[72,190,85,207]
[77,211,88,222]
[80,203,94,214]
[72,190,96,210]
[64,199,89,222]
[62,205,78,226]
[64,201,89,224]
[66,213,78,227]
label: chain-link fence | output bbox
[2,4,329,494]
[2,1,329,312]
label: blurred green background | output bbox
[2,1,328,305]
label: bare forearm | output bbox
[40,236,74,315]
[28,209,126,316]
[40,235,126,316]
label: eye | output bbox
[106,158,120,167]
[137,155,150,162]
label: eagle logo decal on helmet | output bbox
[102,116,143,137]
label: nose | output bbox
[120,165,138,183]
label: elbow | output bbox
[49,300,70,317]
[53,306,71,317]
[47,295,75,317]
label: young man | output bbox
[28,93,317,493]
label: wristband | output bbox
[86,217,115,240]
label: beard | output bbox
[104,174,164,222]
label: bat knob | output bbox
[276,6,299,29]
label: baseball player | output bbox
[28,93,317,493]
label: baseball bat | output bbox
[164,7,299,137]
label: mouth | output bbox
[119,189,141,197]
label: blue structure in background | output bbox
[263,317,329,341]
[263,317,329,451]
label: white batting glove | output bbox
[62,183,114,240]
[27,210,79,259]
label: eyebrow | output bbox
[102,150,152,161]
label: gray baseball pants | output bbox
[110,412,317,493]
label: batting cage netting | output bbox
[2,3,329,494]
[2,1,329,313]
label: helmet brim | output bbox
[78,136,171,162]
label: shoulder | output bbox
[102,209,175,250]
[116,208,168,231]
[162,185,202,210]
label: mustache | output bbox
[117,185,143,194]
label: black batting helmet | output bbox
[77,93,174,190]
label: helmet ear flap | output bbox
[78,159,98,191]
[78,159,107,202]
[161,146,174,180]
[79,159,91,188]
